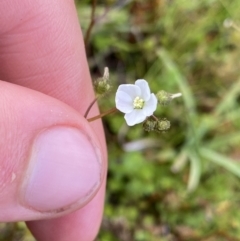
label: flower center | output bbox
[133,96,145,109]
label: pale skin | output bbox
[0,0,107,240]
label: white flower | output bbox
[115,79,157,126]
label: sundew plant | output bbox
[87,67,181,132]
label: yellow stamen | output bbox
[133,96,145,109]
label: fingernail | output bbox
[22,126,102,212]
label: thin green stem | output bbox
[84,97,99,118]
[87,107,117,122]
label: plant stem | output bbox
[87,107,118,122]
[151,115,158,121]
[84,97,99,118]
[84,0,97,46]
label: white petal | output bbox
[135,79,151,101]
[115,91,134,113]
[142,94,158,116]
[124,110,147,126]
[117,84,141,100]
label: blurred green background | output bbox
[2,0,240,240]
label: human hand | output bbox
[0,0,107,240]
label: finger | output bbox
[27,181,106,241]
[0,0,106,169]
[0,0,91,113]
[0,0,107,240]
[0,81,104,221]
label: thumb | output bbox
[0,81,104,221]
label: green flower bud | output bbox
[94,79,111,95]
[155,118,171,132]
[94,67,111,96]
[156,90,182,106]
[156,90,172,105]
[143,118,157,132]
